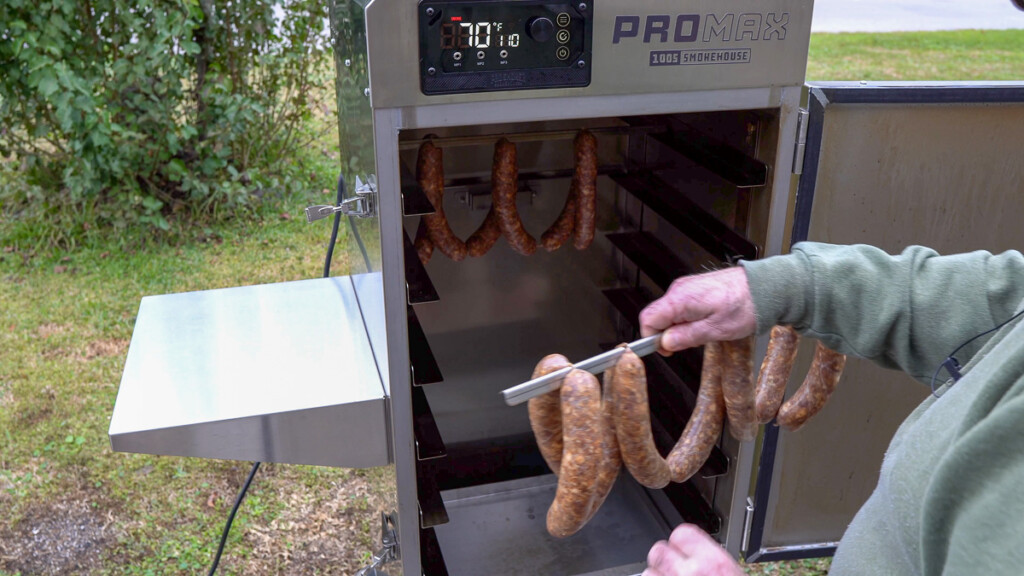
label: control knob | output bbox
[527,16,555,42]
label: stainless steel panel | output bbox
[373,108,419,576]
[755,83,1024,552]
[108,277,390,468]
[331,0,390,390]
[434,475,670,575]
[365,0,814,108]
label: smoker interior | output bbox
[400,109,780,575]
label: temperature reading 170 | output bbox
[441,21,521,50]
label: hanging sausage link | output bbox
[492,138,537,256]
[418,141,468,261]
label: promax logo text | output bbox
[612,13,789,44]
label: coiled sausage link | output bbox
[581,369,621,524]
[547,369,602,538]
[609,346,671,489]
[466,206,502,257]
[492,138,537,256]
[776,341,847,432]
[755,326,801,424]
[418,141,467,261]
[540,182,577,252]
[572,130,597,250]
[528,354,572,476]
[720,336,757,442]
[413,218,433,266]
[667,341,726,483]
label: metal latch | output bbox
[305,174,377,222]
[791,108,809,175]
[355,511,400,576]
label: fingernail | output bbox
[661,332,677,350]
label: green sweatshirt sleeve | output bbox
[739,243,1024,382]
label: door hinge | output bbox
[355,511,400,576]
[741,497,755,556]
[305,174,377,222]
[791,108,809,175]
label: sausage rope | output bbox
[546,369,603,538]
[755,325,801,424]
[608,346,671,489]
[491,138,537,256]
[776,341,847,432]
[418,141,468,261]
[667,342,726,483]
[572,130,597,250]
[720,336,757,442]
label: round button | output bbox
[555,46,570,60]
[556,29,570,44]
[453,51,462,61]
[528,16,555,42]
[556,12,571,27]
[500,49,509,59]
[477,50,486,60]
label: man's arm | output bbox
[642,243,1024,381]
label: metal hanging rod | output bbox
[397,125,662,151]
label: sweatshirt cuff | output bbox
[739,252,812,335]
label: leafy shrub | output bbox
[0,0,333,248]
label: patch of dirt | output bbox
[81,339,128,361]
[35,323,68,339]
[228,470,391,575]
[0,498,115,576]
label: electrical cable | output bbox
[207,171,363,575]
[929,307,1024,397]
[207,462,261,576]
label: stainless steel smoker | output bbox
[109,0,1024,573]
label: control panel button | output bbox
[477,50,486,60]
[556,29,570,44]
[556,12,571,27]
[528,16,555,42]
[453,51,462,61]
[555,46,570,60]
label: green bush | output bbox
[0,0,333,249]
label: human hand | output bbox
[642,524,744,576]
[639,267,757,354]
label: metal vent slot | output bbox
[662,478,722,536]
[408,307,443,385]
[404,229,440,305]
[432,434,550,492]
[606,232,695,290]
[612,171,759,262]
[417,459,450,529]
[413,386,447,461]
[420,527,450,576]
[636,122,768,188]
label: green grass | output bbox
[808,29,1024,81]
[4,28,1022,575]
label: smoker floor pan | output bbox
[434,474,668,575]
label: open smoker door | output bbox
[746,82,1024,562]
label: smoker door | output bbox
[747,82,1024,561]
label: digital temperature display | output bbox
[440,22,520,50]
[419,0,592,95]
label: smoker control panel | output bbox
[418,0,592,95]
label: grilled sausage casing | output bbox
[776,341,846,432]
[492,138,537,256]
[418,141,467,261]
[755,326,801,424]
[466,206,502,257]
[721,336,757,442]
[541,182,577,252]
[667,341,726,483]
[527,354,572,476]
[547,369,602,538]
[572,130,597,250]
[609,347,671,489]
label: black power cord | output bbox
[929,307,1024,397]
[207,172,360,575]
[207,462,261,576]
